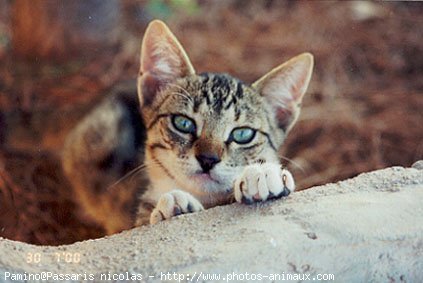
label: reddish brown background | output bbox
[0,0,422,245]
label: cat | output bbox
[62,20,313,234]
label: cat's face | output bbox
[138,20,313,196]
[144,73,283,193]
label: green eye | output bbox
[231,127,256,144]
[172,115,196,134]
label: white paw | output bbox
[234,163,295,204]
[150,190,204,224]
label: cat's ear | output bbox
[137,20,195,107]
[253,53,313,133]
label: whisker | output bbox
[167,83,193,101]
[105,165,146,192]
[105,160,161,192]
[279,155,306,173]
[169,91,191,102]
[127,162,164,184]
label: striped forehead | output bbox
[193,73,243,113]
[158,73,263,121]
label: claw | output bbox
[281,186,290,197]
[282,173,288,186]
[281,172,291,196]
[173,206,182,216]
[241,196,253,205]
[187,203,194,213]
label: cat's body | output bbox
[62,83,146,232]
[62,21,313,233]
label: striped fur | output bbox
[62,20,313,231]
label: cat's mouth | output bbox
[190,171,221,185]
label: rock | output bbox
[412,160,423,170]
[0,166,422,282]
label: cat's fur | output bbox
[62,20,313,233]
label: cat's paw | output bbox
[234,163,295,204]
[150,190,204,224]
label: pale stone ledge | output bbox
[1,164,422,282]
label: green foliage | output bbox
[146,0,199,19]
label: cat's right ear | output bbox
[137,20,195,108]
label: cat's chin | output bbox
[188,172,226,192]
[191,172,219,184]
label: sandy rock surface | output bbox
[1,164,422,282]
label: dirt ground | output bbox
[0,1,422,245]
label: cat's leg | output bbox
[135,190,204,225]
[233,163,295,204]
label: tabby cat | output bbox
[62,20,313,234]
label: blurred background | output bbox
[0,0,422,245]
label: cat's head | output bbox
[137,20,313,196]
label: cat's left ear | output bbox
[138,20,195,108]
[253,53,313,133]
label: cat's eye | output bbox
[171,115,196,134]
[230,127,256,144]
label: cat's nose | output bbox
[196,153,221,173]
